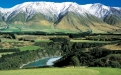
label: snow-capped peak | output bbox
[112,7,121,10]
[0,2,121,21]
[81,3,111,19]
[0,2,88,21]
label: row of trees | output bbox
[50,38,69,42]
[0,48,20,53]
[35,42,105,54]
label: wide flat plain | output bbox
[0,67,120,75]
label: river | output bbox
[21,56,61,68]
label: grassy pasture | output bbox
[0,67,120,75]
[34,39,52,42]
[70,39,111,43]
[1,24,78,33]
[1,25,21,32]
[0,52,13,57]
[91,67,121,75]
[21,28,78,33]
[1,38,18,42]
[102,44,121,50]
[19,46,41,51]
[0,41,34,49]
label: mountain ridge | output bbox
[0,2,121,33]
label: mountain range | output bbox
[0,2,121,33]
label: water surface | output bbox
[22,57,61,68]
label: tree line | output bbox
[54,47,121,68]
[0,48,20,53]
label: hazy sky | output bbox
[0,0,121,8]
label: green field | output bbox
[1,38,18,42]
[0,67,120,75]
[0,52,13,57]
[70,39,111,43]
[1,25,21,32]
[34,39,52,42]
[91,67,121,75]
[1,25,78,33]
[19,46,41,51]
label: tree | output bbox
[69,56,80,67]
[109,61,121,68]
